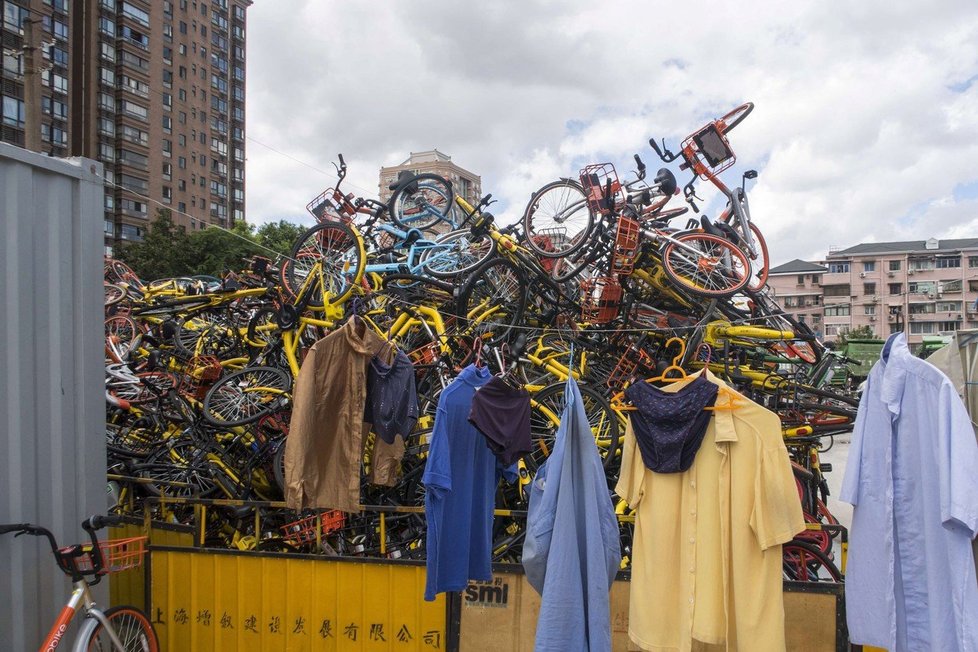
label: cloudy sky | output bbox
[244,0,978,265]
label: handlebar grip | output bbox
[649,138,664,158]
[0,523,30,535]
[338,153,345,166]
[85,514,125,531]
[634,154,646,178]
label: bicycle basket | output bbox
[306,188,354,223]
[280,511,345,546]
[64,536,148,575]
[610,216,641,275]
[579,163,622,217]
[183,355,223,400]
[580,276,623,324]
[681,122,736,177]
[606,342,656,390]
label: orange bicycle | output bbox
[1,515,158,651]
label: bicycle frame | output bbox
[362,223,461,277]
[44,581,127,652]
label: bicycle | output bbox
[649,101,770,291]
[0,515,158,651]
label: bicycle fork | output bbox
[44,582,126,652]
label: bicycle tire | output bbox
[782,539,842,582]
[660,232,751,297]
[107,371,177,406]
[104,283,127,306]
[526,382,621,474]
[77,605,159,651]
[419,229,496,278]
[745,221,769,291]
[522,179,593,258]
[720,101,754,133]
[388,174,456,231]
[456,257,528,346]
[132,295,213,317]
[137,438,221,498]
[282,220,365,310]
[550,237,607,282]
[105,315,140,362]
[202,366,292,427]
[174,319,241,359]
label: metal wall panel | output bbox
[150,549,447,651]
[0,142,106,650]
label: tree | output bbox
[115,210,195,280]
[835,325,877,348]
[186,225,258,277]
[114,211,308,280]
[254,220,306,258]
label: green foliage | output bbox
[835,324,877,347]
[255,221,306,257]
[114,211,306,281]
[115,210,195,281]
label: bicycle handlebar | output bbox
[1,515,126,579]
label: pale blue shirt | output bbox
[522,376,621,651]
[841,332,978,651]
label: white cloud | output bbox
[245,0,978,264]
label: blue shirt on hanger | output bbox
[423,364,507,601]
[841,332,978,652]
[522,375,621,651]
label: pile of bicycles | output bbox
[103,103,856,581]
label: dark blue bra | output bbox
[624,374,719,473]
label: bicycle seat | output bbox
[654,167,678,196]
[403,228,424,247]
[389,170,417,192]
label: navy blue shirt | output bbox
[423,364,498,601]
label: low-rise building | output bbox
[770,238,978,345]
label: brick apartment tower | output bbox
[1,0,251,255]
[379,149,482,208]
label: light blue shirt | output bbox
[522,376,621,651]
[841,332,978,651]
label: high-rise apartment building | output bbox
[769,237,978,345]
[1,0,250,255]
[2,1,71,155]
[379,149,482,207]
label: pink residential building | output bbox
[769,238,978,345]
[767,259,827,338]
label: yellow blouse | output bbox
[615,371,804,651]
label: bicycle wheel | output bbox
[389,174,456,231]
[202,366,291,427]
[104,283,127,306]
[419,229,496,278]
[107,371,177,406]
[744,222,769,291]
[138,437,221,498]
[782,539,842,582]
[526,382,621,474]
[282,220,365,310]
[105,315,140,361]
[522,180,593,258]
[81,605,159,651]
[660,232,750,297]
[456,257,528,345]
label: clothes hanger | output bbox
[610,337,742,412]
[472,337,485,368]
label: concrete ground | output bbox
[820,436,853,532]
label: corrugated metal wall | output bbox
[0,142,106,649]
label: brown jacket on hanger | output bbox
[284,318,386,512]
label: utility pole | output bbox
[22,17,40,152]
